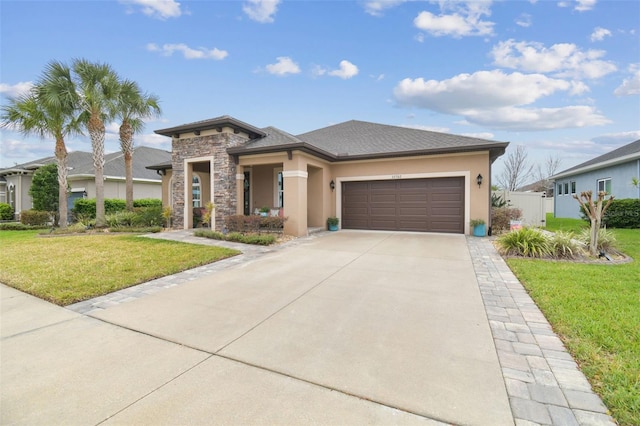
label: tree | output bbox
[73,59,120,227]
[116,80,161,211]
[0,60,78,229]
[532,154,562,194]
[573,190,615,256]
[29,163,60,219]
[496,145,534,191]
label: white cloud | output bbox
[371,73,385,81]
[328,60,359,79]
[147,43,228,60]
[558,0,597,11]
[265,57,301,76]
[491,39,616,79]
[515,13,532,28]
[393,70,609,130]
[462,132,495,139]
[0,136,52,166]
[614,67,640,96]
[119,0,182,20]
[401,124,451,133]
[243,0,280,23]
[0,81,34,98]
[413,1,494,38]
[362,0,407,16]
[592,130,640,145]
[590,27,611,42]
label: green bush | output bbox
[194,229,277,246]
[260,216,287,230]
[108,226,162,233]
[224,215,263,233]
[602,199,640,228]
[133,198,162,208]
[548,231,584,259]
[0,222,47,231]
[0,202,14,220]
[193,229,226,241]
[496,227,551,258]
[133,206,163,227]
[20,210,51,226]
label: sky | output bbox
[1,0,639,183]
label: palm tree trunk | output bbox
[55,136,68,229]
[89,115,106,227]
[120,121,134,211]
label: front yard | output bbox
[0,230,240,305]
[506,215,639,426]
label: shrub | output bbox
[29,163,58,212]
[261,216,287,231]
[0,222,47,231]
[133,198,162,208]
[224,215,246,233]
[491,207,522,233]
[548,231,584,259]
[224,215,264,233]
[0,202,14,220]
[108,226,162,233]
[194,229,277,246]
[496,227,551,258]
[602,199,640,228]
[193,229,226,240]
[20,210,51,226]
[133,206,163,227]
[580,228,617,252]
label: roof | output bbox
[228,119,509,162]
[154,115,266,139]
[551,139,640,180]
[0,146,171,181]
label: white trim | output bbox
[274,168,284,208]
[282,170,308,179]
[236,174,245,180]
[335,171,471,234]
[551,152,640,180]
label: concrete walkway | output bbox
[1,230,615,425]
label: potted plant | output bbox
[470,218,486,237]
[259,206,270,217]
[327,216,339,231]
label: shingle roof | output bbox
[154,115,266,139]
[552,139,640,179]
[228,119,508,162]
[0,147,170,181]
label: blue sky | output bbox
[1,0,639,182]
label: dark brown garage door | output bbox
[342,177,465,233]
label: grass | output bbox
[506,214,639,425]
[0,230,240,306]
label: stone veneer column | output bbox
[171,133,249,230]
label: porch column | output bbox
[235,166,245,215]
[283,156,308,237]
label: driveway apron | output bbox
[88,231,513,425]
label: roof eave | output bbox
[551,152,640,180]
[155,117,266,139]
[227,143,336,162]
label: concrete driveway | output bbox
[1,231,513,425]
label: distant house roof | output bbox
[552,139,640,180]
[227,119,508,162]
[0,146,171,181]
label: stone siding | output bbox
[171,133,248,230]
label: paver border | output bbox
[467,236,616,426]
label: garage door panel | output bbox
[342,177,464,234]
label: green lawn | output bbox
[506,214,639,426]
[0,230,240,305]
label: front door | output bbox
[243,171,251,215]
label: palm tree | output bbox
[73,59,120,227]
[1,61,79,228]
[116,80,161,211]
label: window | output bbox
[564,183,569,195]
[192,174,201,208]
[274,169,284,208]
[570,181,576,195]
[557,183,563,196]
[597,178,611,194]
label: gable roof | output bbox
[0,146,171,181]
[551,139,640,180]
[227,119,508,162]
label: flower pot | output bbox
[328,223,339,231]
[473,223,486,237]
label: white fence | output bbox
[493,191,547,228]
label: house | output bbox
[149,115,508,237]
[0,146,171,219]
[552,139,640,219]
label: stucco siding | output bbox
[554,161,639,219]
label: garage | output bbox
[341,177,465,233]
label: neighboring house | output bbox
[0,146,171,219]
[551,139,640,219]
[149,115,508,237]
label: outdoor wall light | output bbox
[476,174,483,188]
[330,180,336,191]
